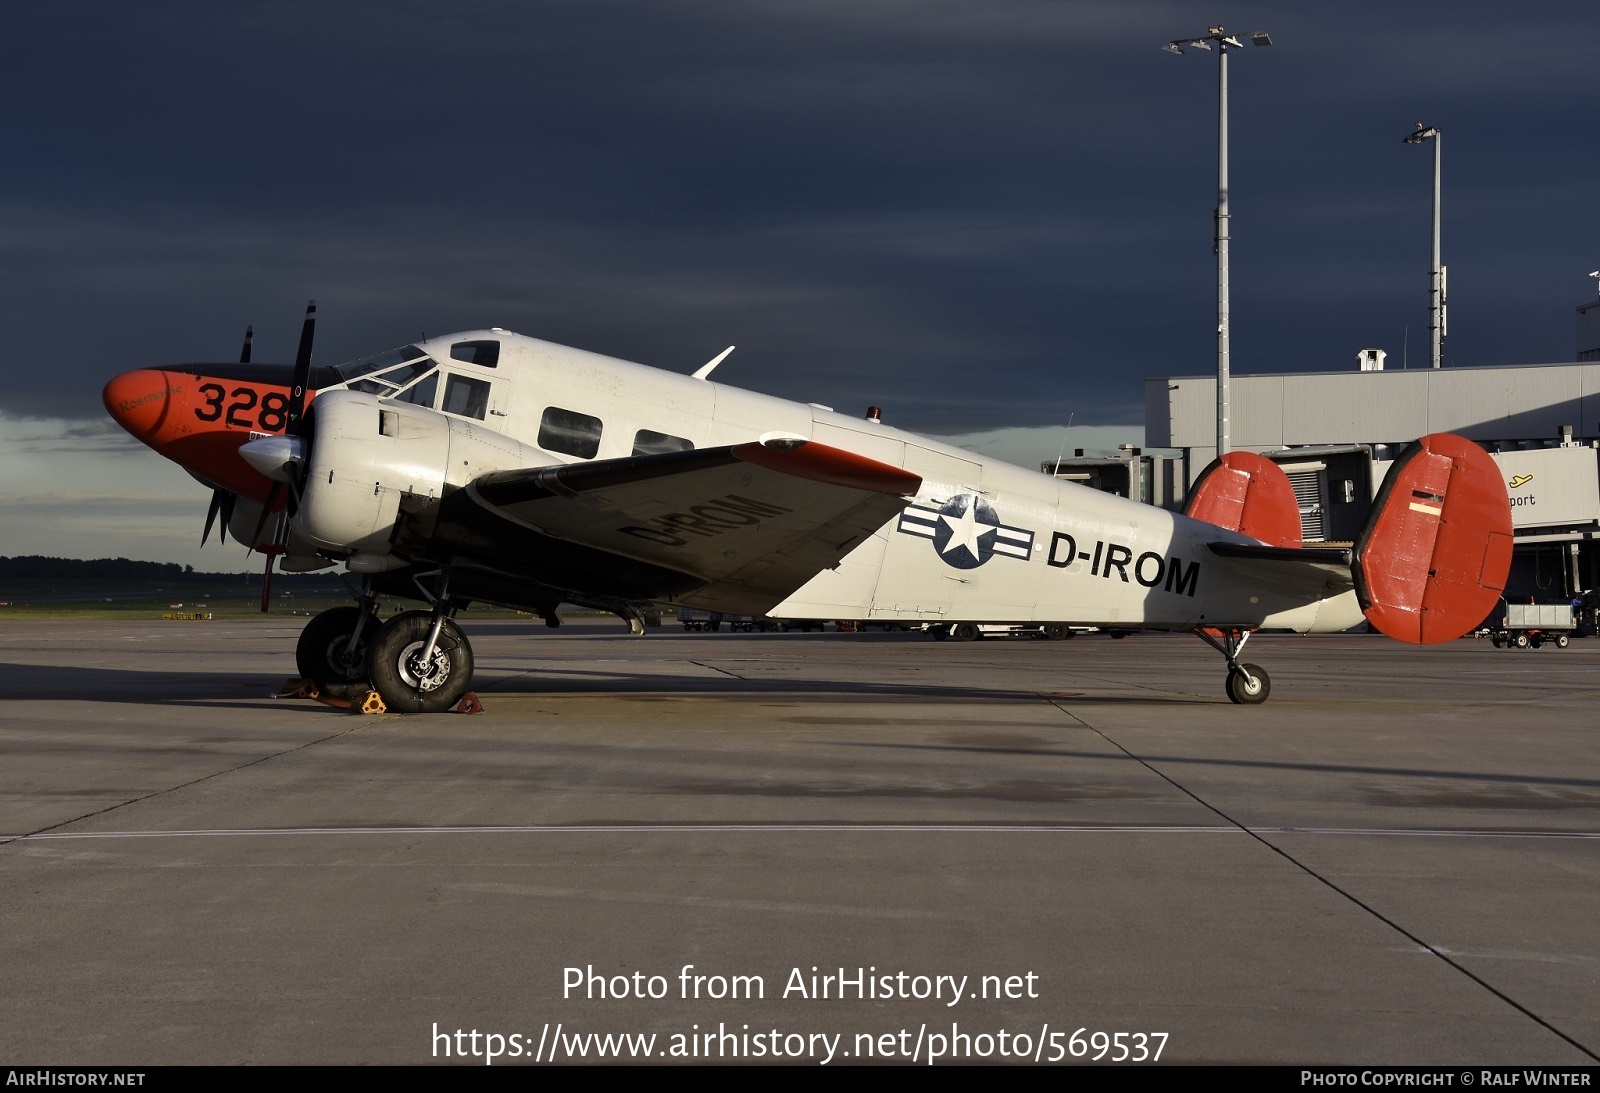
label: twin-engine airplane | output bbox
[103,304,1513,712]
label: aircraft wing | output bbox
[462,438,922,613]
[1207,541,1356,588]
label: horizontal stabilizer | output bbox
[1207,541,1354,585]
[1185,451,1302,548]
[1354,433,1513,644]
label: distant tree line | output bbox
[0,556,343,587]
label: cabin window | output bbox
[632,429,693,457]
[442,374,491,420]
[450,340,500,368]
[539,406,603,459]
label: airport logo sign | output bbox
[897,494,1034,570]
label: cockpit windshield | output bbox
[329,345,440,396]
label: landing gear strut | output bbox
[1193,627,1271,705]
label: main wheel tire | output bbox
[296,606,375,697]
[1226,662,1271,705]
[1043,623,1069,641]
[365,611,475,714]
[1556,634,1570,649]
[951,622,980,642]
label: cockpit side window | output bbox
[392,372,438,409]
[450,340,500,368]
[442,375,491,420]
[539,407,603,459]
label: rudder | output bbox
[1353,433,1513,644]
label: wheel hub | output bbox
[398,642,452,691]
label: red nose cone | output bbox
[103,369,180,441]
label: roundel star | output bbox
[932,495,1001,569]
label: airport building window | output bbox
[539,406,604,459]
[632,429,694,457]
[450,340,500,367]
[442,375,492,420]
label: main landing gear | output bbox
[1193,627,1271,705]
[295,571,477,714]
[295,603,379,700]
[366,610,475,714]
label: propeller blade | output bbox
[287,300,315,433]
[238,324,253,364]
[219,491,235,544]
[202,490,222,546]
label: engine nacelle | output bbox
[295,390,541,557]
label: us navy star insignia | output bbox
[896,494,1035,570]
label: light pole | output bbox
[1404,123,1444,369]
[1163,26,1271,458]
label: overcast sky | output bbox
[4,1,1597,569]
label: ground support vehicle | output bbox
[1488,603,1575,649]
[726,615,777,632]
[677,608,724,632]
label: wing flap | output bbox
[465,439,922,614]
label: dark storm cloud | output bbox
[6,1,1598,433]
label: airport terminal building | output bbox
[1139,361,1600,601]
[1048,297,1600,604]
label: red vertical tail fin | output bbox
[1354,433,1513,644]
[1184,451,1303,548]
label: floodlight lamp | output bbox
[1190,38,1212,50]
[1248,31,1272,46]
[1161,41,1183,54]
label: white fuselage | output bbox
[308,330,1363,633]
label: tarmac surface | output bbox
[1,617,1598,1066]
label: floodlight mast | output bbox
[1404,123,1444,369]
[1162,26,1271,458]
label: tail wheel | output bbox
[366,610,475,713]
[296,606,374,698]
[1226,663,1271,705]
[951,623,980,642]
